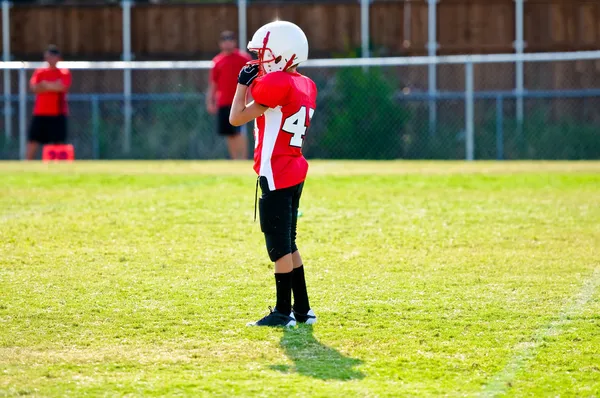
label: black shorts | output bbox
[217,106,241,137]
[28,115,68,145]
[259,176,304,262]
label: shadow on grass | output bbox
[270,325,364,380]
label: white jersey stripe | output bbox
[259,106,283,191]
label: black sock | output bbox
[292,265,310,314]
[274,272,293,315]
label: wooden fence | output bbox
[4,0,599,60]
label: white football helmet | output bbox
[247,21,309,75]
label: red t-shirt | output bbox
[210,50,252,107]
[250,71,318,191]
[30,67,72,116]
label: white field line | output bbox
[482,268,600,397]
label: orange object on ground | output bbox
[42,144,75,162]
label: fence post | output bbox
[238,0,248,146]
[403,0,411,47]
[427,0,438,136]
[91,95,100,160]
[237,0,247,51]
[465,61,474,161]
[496,95,504,160]
[3,0,11,141]
[18,66,25,160]
[515,0,525,148]
[122,0,132,154]
[360,0,370,60]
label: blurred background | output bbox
[0,0,599,160]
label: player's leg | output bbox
[218,106,236,160]
[290,182,304,270]
[248,179,296,327]
[53,115,68,144]
[289,183,316,324]
[219,106,246,160]
[26,116,43,160]
[226,133,247,160]
[233,130,248,160]
[26,142,39,161]
[225,136,237,160]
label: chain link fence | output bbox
[1,56,599,160]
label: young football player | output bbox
[229,21,317,327]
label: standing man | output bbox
[27,45,72,160]
[206,31,251,160]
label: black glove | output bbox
[238,64,260,86]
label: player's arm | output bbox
[30,82,49,93]
[206,80,217,114]
[229,65,267,126]
[40,71,70,93]
[229,87,267,126]
[206,65,218,114]
[29,70,48,93]
[43,81,67,92]
[55,71,72,92]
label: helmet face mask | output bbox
[247,31,279,76]
[247,21,308,76]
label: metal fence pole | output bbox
[496,95,504,160]
[91,95,100,160]
[427,0,438,136]
[238,0,248,147]
[515,0,525,144]
[237,0,247,51]
[403,0,411,47]
[465,61,474,161]
[3,0,11,141]
[360,0,370,59]
[18,66,25,160]
[122,0,132,154]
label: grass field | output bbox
[1,161,599,397]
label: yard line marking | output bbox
[482,267,600,397]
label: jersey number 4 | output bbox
[282,106,315,148]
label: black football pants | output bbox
[258,176,303,262]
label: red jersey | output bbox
[30,67,72,116]
[210,50,252,107]
[251,71,317,191]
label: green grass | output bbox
[1,161,599,397]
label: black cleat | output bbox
[247,307,296,327]
[293,308,317,325]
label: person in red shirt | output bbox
[230,21,317,327]
[206,31,252,160]
[26,45,72,160]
